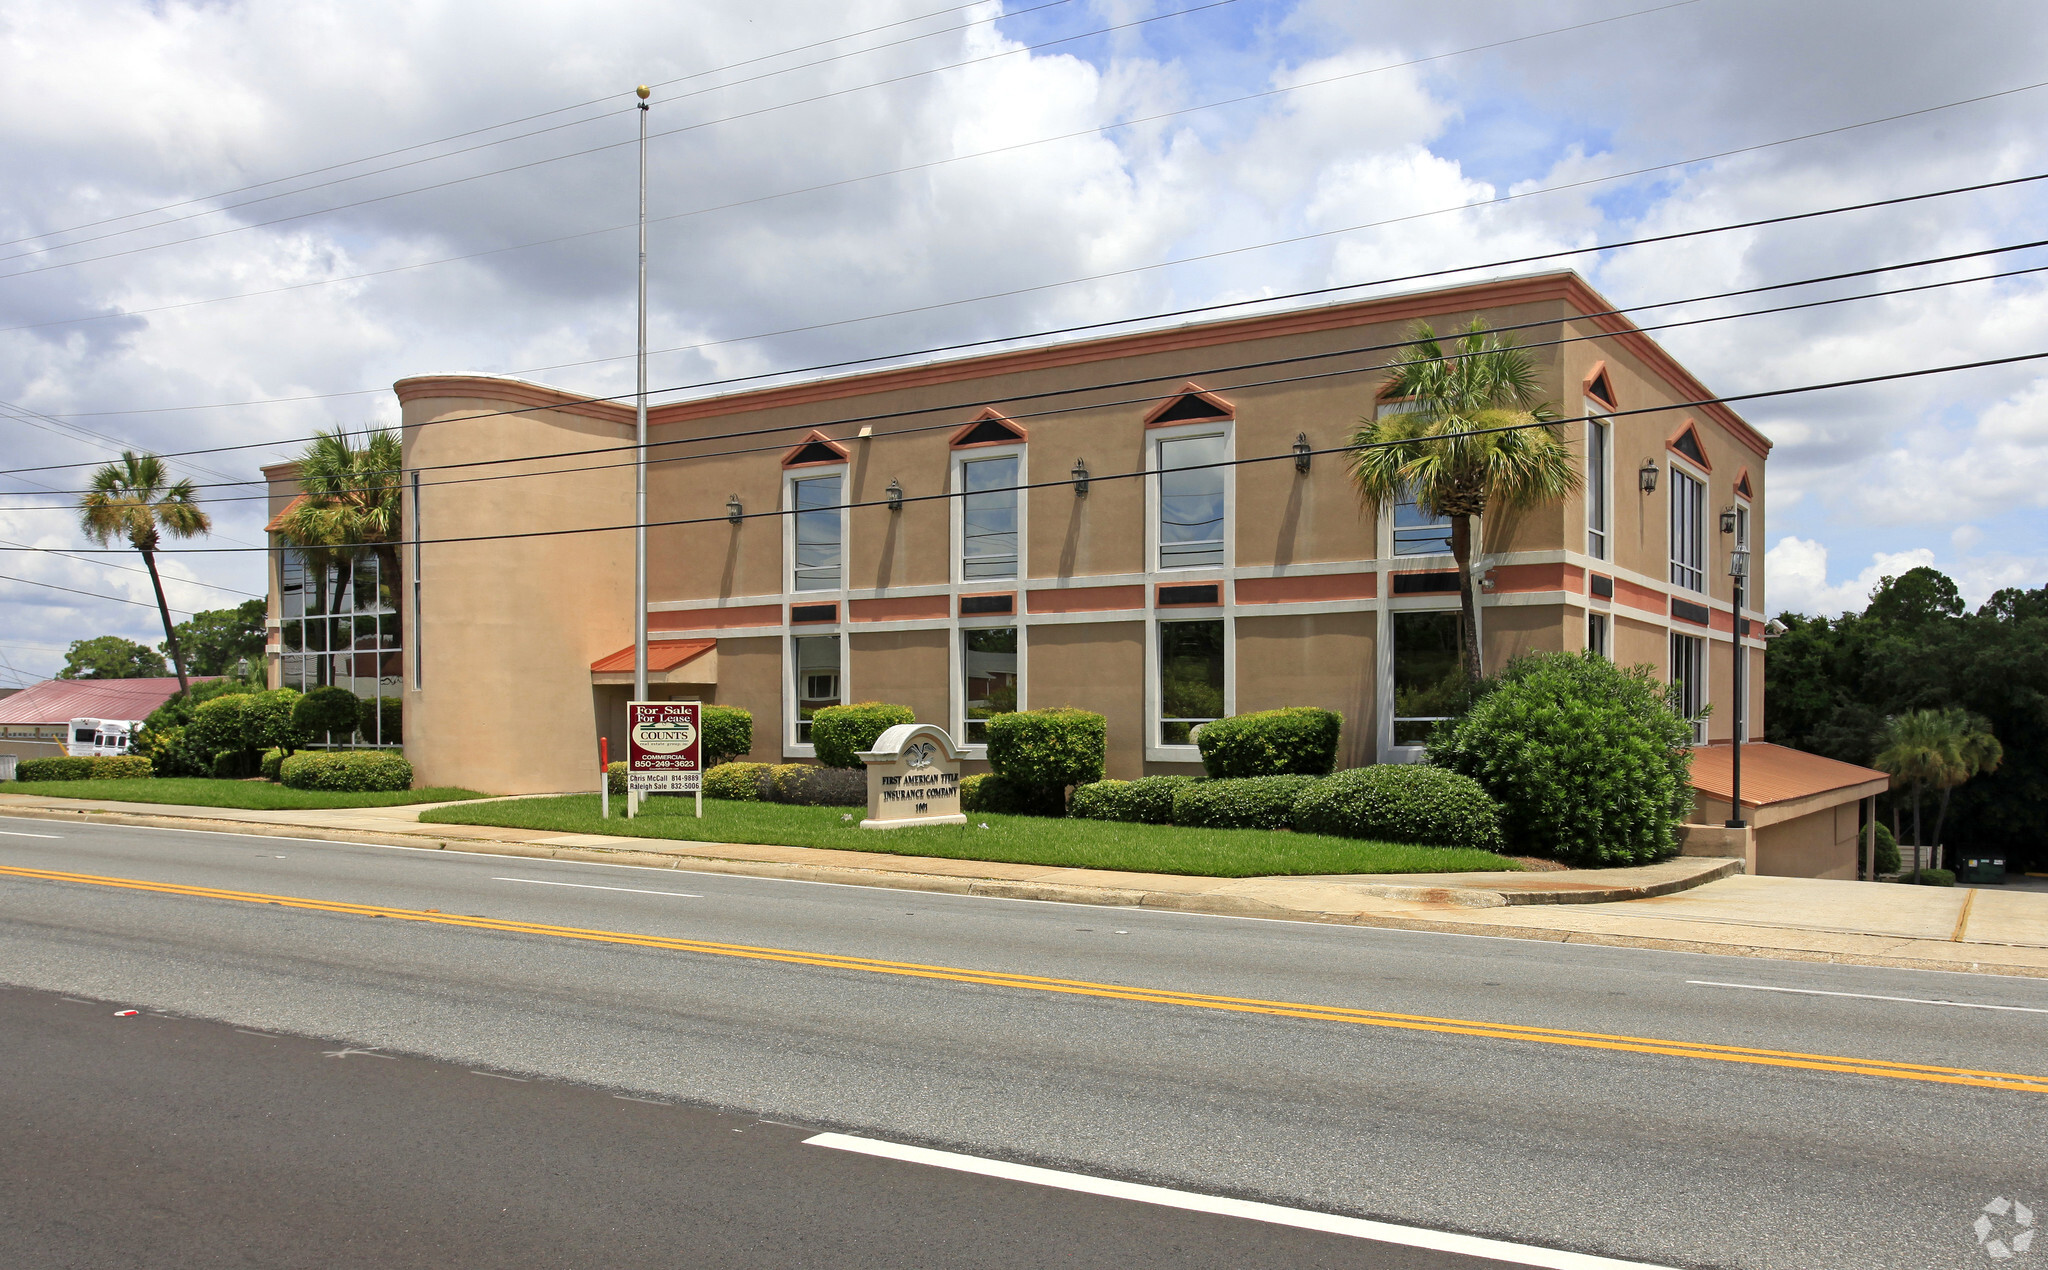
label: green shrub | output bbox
[260,748,286,781]
[1195,708,1342,778]
[279,749,413,792]
[356,695,402,744]
[958,772,1033,814]
[1069,779,1133,821]
[1292,765,1503,850]
[1429,651,1693,865]
[703,761,771,801]
[17,757,96,781]
[1172,775,1319,830]
[87,755,152,780]
[810,701,915,769]
[186,693,252,758]
[986,708,1106,810]
[1913,867,1956,887]
[768,763,868,806]
[294,686,363,741]
[212,747,256,779]
[1872,822,1901,875]
[702,705,753,766]
[137,723,207,777]
[1125,775,1195,824]
[607,760,627,795]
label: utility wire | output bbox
[0,539,259,598]
[2,350,2039,556]
[0,572,194,613]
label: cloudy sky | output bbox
[2,0,2045,684]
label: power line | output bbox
[0,572,194,613]
[0,539,259,598]
[6,164,2039,479]
[0,0,1077,252]
[2,349,2040,557]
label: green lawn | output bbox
[419,795,1523,878]
[3,778,490,810]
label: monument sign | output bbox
[857,723,966,829]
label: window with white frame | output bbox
[1735,501,1750,552]
[1157,619,1224,746]
[1669,466,1705,591]
[1588,612,1609,659]
[790,473,843,592]
[958,454,1019,581]
[1670,631,1706,743]
[1379,398,1452,556]
[1586,416,1609,559]
[1392,610,1462,746]
[1156,433,1227,570]
[792,634,842,745]
[961,626,1018,745]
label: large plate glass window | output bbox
[792,474,843,592]
[1586,417,1608,559]
[962,627,1018,744]
[1669,466,1705,591]
[276,548,402,746]
[1392,610,1462,746]
[1158,619,1224,745]
[960,455,1019,580]
[793,635,841,745]
[1157,433,1226,570]
[1670,632,1706,744]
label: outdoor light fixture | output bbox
[1071,457,1090,497]
[1293,433,1313,474]
[885,478,903,512]
[1727,540,1753,830]
[1638,459,1659,493]
[725,494,743,524]
[236,657,250,682]
[1729,547,1750,579]
[1720,507,1738,534]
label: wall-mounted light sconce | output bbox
[1638,459,1659,493]
[1071,457,1090,497]
[1719,507,1738,534]
[1293,433,1312,474]
[1479,569,1498,593]
[726,494,743,524]
[885,478,903,512]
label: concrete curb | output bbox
[1343,858,1742,909]
[4,803,2040,980]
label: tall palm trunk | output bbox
[1932,787,1954,872]
[1450,513,1482,683]
[137,542,189,693]
[1911,779,1924,877]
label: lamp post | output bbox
[1725,544,1750,829]
[632,85,651,814]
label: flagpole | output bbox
[632,84,651,814]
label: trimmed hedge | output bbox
[17,756,97,781]
[606,760,627,796]
[1069,775,1194,824]
[1873,821,1901,875]
[1171,775,1319,831]
[212,747,255,779]
[985,708,1106,810]
[1292,765,1502,849]
[278,749,413,792]
[1068,779,1131,821]
[701,705,753,767]
[810,702,914,769]
[86,755,153,780]
[769,763,867,806]
[1912,867,1956,886]
[703,761,771,801]
[1195,708,1342,779]
[294,686,363,741]
[1429,651,1693,865]
[960,772,1050,815]
[261,748,286,781]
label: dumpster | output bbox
[1958,856,2006,885]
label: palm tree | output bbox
[1350,320,1580,682]
[1873,709,1999,876]
[275,428,403,617]
[78,452,212,693]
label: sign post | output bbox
[628,700,703,819]
[600,736,610,820]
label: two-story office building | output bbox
[267,269,1788,827]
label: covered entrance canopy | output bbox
[1683,742,1890,879]
[589,638,716,686]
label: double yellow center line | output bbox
[7,861,2044,1095]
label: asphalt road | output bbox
[2,818,2045,1270]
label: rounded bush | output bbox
[1172,775,1319,831]
[768,763,868,806]
[185,692,253,758]
[87,755,152,780]
[986,707,1106,799]
[810,702,915,769]
[1913,867,1956,887]
[1124,775,1195,824]
[703,761,771,801]
[260,748,286,781]
[606,760,627,795]
[293,686,362,741]
[17,756,96,782]
[1429,651,1694,865]
[211,747,255,779]
[1873,822,1901,875]
[1291,765,1502,849]
[1069,780,1132,821]
[356,695,401,744]
[959,772,1041,814]
[1196,708,1342,778]
[701,705,753,767]
[279,749,413,792]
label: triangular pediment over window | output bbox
[781,430,849,468]
[1667,420,1710,470]
[1144,382,1234,426]
[1583,361,1618,410]
[949,409,1027,448]
[1734,467,1753,499]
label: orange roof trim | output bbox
[1582,360,1618,409]
[1734,466,1754,499]
[948,408,1027,448]
[1143,382,1235,426]
[589,638,715,673]
[781,430,850,468]
[264,493,309,533]
[1667,419,1711,472]
[1689,742,1888,808]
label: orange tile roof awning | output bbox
[264,493,309,532]
[589,639,715,674]
[1689,742,1889,808]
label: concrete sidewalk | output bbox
[4,791,2045,978]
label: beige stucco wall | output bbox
[1233,611,1377,768]
[849,629,950,728]
[1756,810,1859,880]
[1027,620,1145,778]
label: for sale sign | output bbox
[627,700,701,793]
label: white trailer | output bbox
[65,717,142,758]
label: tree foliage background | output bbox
[163,600,267,677]
[1767,567,2047,870]
[57,635,168,680]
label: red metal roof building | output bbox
[0,677,213,762]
